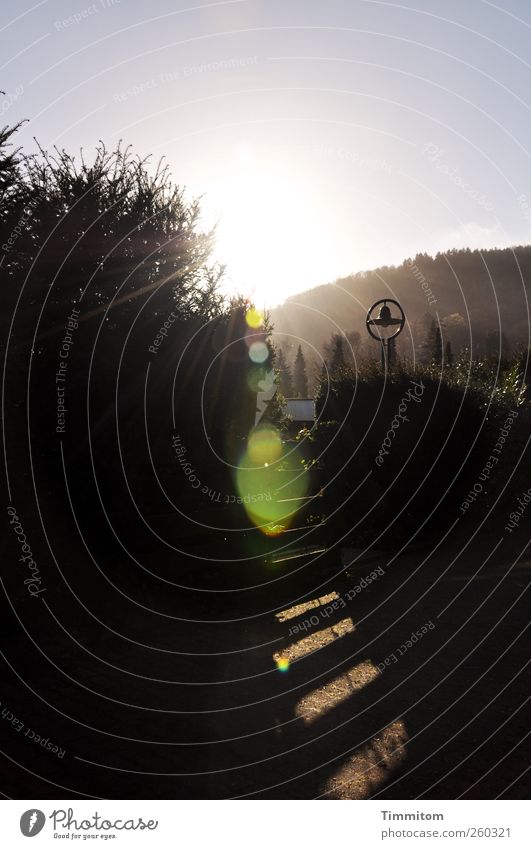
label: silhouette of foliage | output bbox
[275,347,294,396]
[0,129,259,550]
[293,344,309,397]
[272,246,531,360]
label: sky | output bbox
[2,0,531,305]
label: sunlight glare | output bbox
[211,148,335,305]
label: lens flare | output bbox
[236,429,308,534]
[245,308,264,329]
[263,523,285,537]
[246,366,265,393]
[248,425,282,465]
[276,655,290,672]
[249,340,269,363]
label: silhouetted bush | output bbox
[312,360,527,546]
[1,129,258,554]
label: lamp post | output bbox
[366,299,405,371]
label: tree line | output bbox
[0,119,263,553]
[271,245,531,386]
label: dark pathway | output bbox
[1,515,529,800]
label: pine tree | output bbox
[275,348,294,396]
[318,359,329,386]
[433,325,442,363]
[422,320,443,364]
[445,340,453,365]
[293,345,308,397]
[330,335,346,374]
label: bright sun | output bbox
[206,144,336,307]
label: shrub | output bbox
[312,358,527,546]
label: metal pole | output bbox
[366,299,405,374]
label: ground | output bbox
[0,516,528,800]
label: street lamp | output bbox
[366,299,405,371]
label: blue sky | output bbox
[2,0,531,304]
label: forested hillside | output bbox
[271,246,531,379]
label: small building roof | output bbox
[284,397,316,422]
